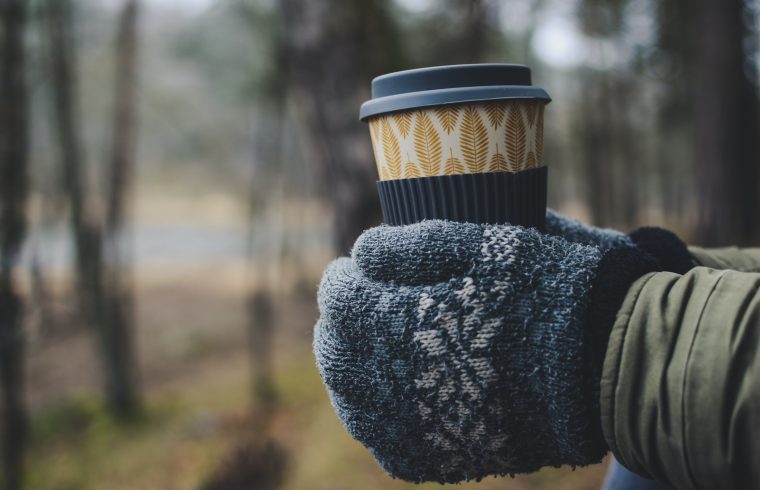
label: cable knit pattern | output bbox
[315,221,611,483]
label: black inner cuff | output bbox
[629,227,697,275]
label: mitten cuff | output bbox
[580,245,660,461]
[586,245,660,380]
[629,227,697,275]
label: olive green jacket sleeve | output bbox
[689,245,760,272]
[600,266,760,490]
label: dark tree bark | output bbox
[45,0,140,418]
[45,0,94,260]
[695,0,760,245]
[578,71,613,226]
[577,69,642,229]
[247,290,276,410]
[235,1,285,414]
[0,0,29,488]
[576,0,643,229]
[608,75,641,228]
[455,0,489,61]
[279,0,404,255]
[106,0,139,235]
[654,0,696,219]
[45,0,105,340]
[402,0,501,67]
[101,0,141,417]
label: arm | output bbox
[600,267,760,490]
[689,246,760,272]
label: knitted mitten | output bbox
[314,220,658,484]
[546,209,696,273]
[545,209,631,251]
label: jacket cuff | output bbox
[586,245,660,380]
[628,227,697,275]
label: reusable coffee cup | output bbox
[360,64,551,229]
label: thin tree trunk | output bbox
[45,0,104,330]
[45,0,139,417]
[459,0,488,61]
[247,290,276,410]
[0,0,29,488]
[45,0,95,265]
[46,0,108,411]
[607,75,640,229]
[655,0,695,222]
[695,0,760,245]
[101,0,141,417]
[237,1,287,413]
[106,0,139,236]
[579,70,615,227]
[30,251,55,337]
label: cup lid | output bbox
[359,63,551,121]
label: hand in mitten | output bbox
[545,209,695,273]
[314,220,658,483]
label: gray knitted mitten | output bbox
[314,220,657,483]
[545,209,631,251]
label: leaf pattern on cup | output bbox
[394,112,412,138]
[413,111,442,176]
[526,151,537,169]
[371,115,382,141]
[490,143,508,172]
[369,118,385,179]
[403,158,421,179]
[435,106,459,134]
[444,148,465,175]
[506,104,526,172]
[381,117,402,180]
[525,102,538,128]
[460,106,489,173]
[485,101,506,129]
[369,101,545,180]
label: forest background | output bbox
[1,0,758,489]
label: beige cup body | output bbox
[368,100,544,181]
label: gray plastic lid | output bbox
[359,63,551,121]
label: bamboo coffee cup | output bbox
[360,64,551,229]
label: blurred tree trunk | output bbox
[404,0,501,66]
[578,72,609,226]
[45,0,139,418]
[458,0,488,61]
[577,0,641,229]
[608,75,640,228]
[236,0,284,413]
[247,290,275,410]
[45,0,105,372]
[694,0,760,245]
[45,0,97,293]
[279,0,403,255]
[0,0,29,488]
[102,0,141,417]
[654,0,696,221]
[106,0,139,235]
